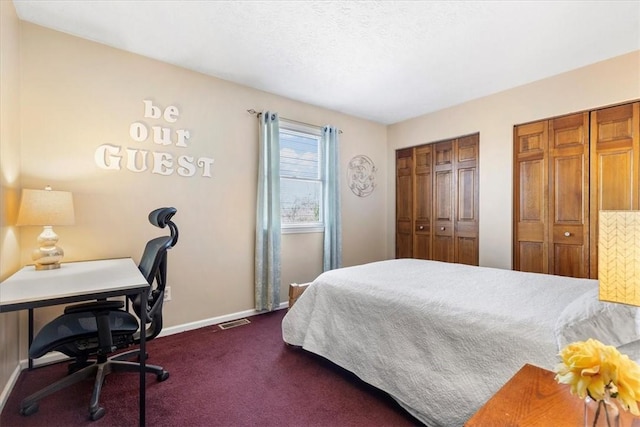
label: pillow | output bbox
[554,287,639,349]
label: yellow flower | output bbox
[615,354,640,415]
[554,338,640,416]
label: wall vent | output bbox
[218,318,251,330]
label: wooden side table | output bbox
[465,364,640,427]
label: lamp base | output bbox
[32,226,64,270]
[35,264,61,270]
[32,246,64,270]
[34,261,62,270]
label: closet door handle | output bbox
[418,225,424,230]
[564,231,571,237]
[440,227,446,231]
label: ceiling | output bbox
[12,0,640,125]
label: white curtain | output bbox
[322,126,342,271]
[255,111,281,311]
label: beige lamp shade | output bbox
[17,187,75,226]
[598,210,640,307]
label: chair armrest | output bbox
[64,300,124,314]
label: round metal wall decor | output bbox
[347,155,377,197]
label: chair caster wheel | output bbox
[157,370,169,382]
[20,402,39,416]
[90,407,105,421]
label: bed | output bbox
[281,259,640,427]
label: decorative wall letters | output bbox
[94,100,215,178]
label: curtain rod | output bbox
[247,109,343,134]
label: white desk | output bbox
[0,258,149,426]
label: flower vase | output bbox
[584,395,620,427]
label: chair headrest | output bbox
[148,207,177,228]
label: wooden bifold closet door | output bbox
[396,134,479,265]
[396,148,414,259]
[414,144,433,260]
[589,102,640,276]
[513,101,640,279]
[548,113,589,278]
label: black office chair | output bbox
[20,207,179,421]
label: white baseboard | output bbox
[1,302,289,412]
[18,352,68,370]
[158,302,288,337]
[0,364,21,415]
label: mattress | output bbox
[282,259,639,426]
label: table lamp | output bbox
[16,186,75,270]
[598,210,640,307]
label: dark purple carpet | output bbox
[1,309,421,426]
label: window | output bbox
[279,120,323,232]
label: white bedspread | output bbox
[281,259,637,427]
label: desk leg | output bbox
[28,309,34,370]
[139,287,147,427]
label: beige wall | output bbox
[0,0,22,411]
[5,5,639,410]
[18,22,388,335]
[387,51,640,269]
